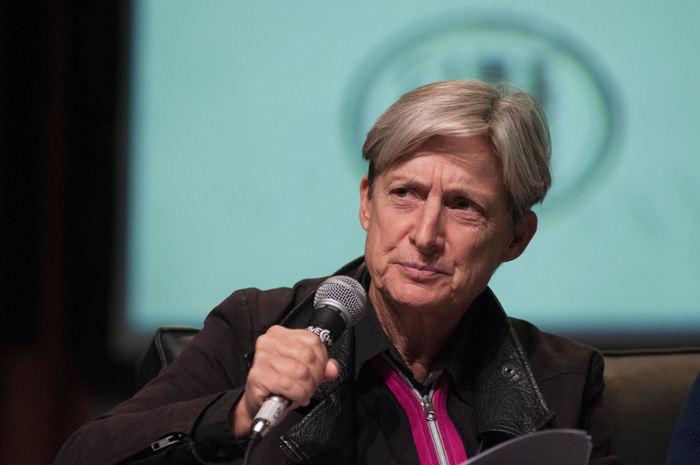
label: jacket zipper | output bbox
[150,433,184,452]
[383,354,450,465]
[116,433,190,465]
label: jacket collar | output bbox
[274,257,554,464]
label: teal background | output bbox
[122,1,700,349]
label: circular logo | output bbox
[343,13,621,217]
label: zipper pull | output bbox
[421,395,436,421]
[151,434,183,452]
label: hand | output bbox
[230,325,340,438]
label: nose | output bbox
[410,198,445,255]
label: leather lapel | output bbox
[471,290,555,439]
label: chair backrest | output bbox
[602,348,700,465]
[135,327,700,464]
[134,326,199,392]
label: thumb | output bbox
[324,358,340,381]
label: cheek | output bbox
[451,230,505,272]
[363,219,385,270]
[363,216,406,275]
[366,211,403,248]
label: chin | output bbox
[387,285,446,311]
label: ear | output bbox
[359,175,371,231]
[500,210,538,263]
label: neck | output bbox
[370,286,468,383]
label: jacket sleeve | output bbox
[54,287,274,465]
[582,350,619,465]
[513,319,619,465]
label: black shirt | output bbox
[353,295,480,464]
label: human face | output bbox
[360,135,537,317]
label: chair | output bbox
[134,326,199,392]
[601,347,700,465]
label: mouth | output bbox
[399,262,446,279]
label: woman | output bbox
[56,80,616,465]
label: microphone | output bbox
[248,275,368,442]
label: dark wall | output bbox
[0,2,131,463]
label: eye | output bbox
[391,187,410,198]
[452,198,472,211]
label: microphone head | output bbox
[313,275,368,329]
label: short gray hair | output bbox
[362,80,552,221]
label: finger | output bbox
[268,362,319,406]
[259,327,328,367]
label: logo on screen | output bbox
[343,13,621,217]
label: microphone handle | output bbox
[305,305,347,348]
[250,394,290,439]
